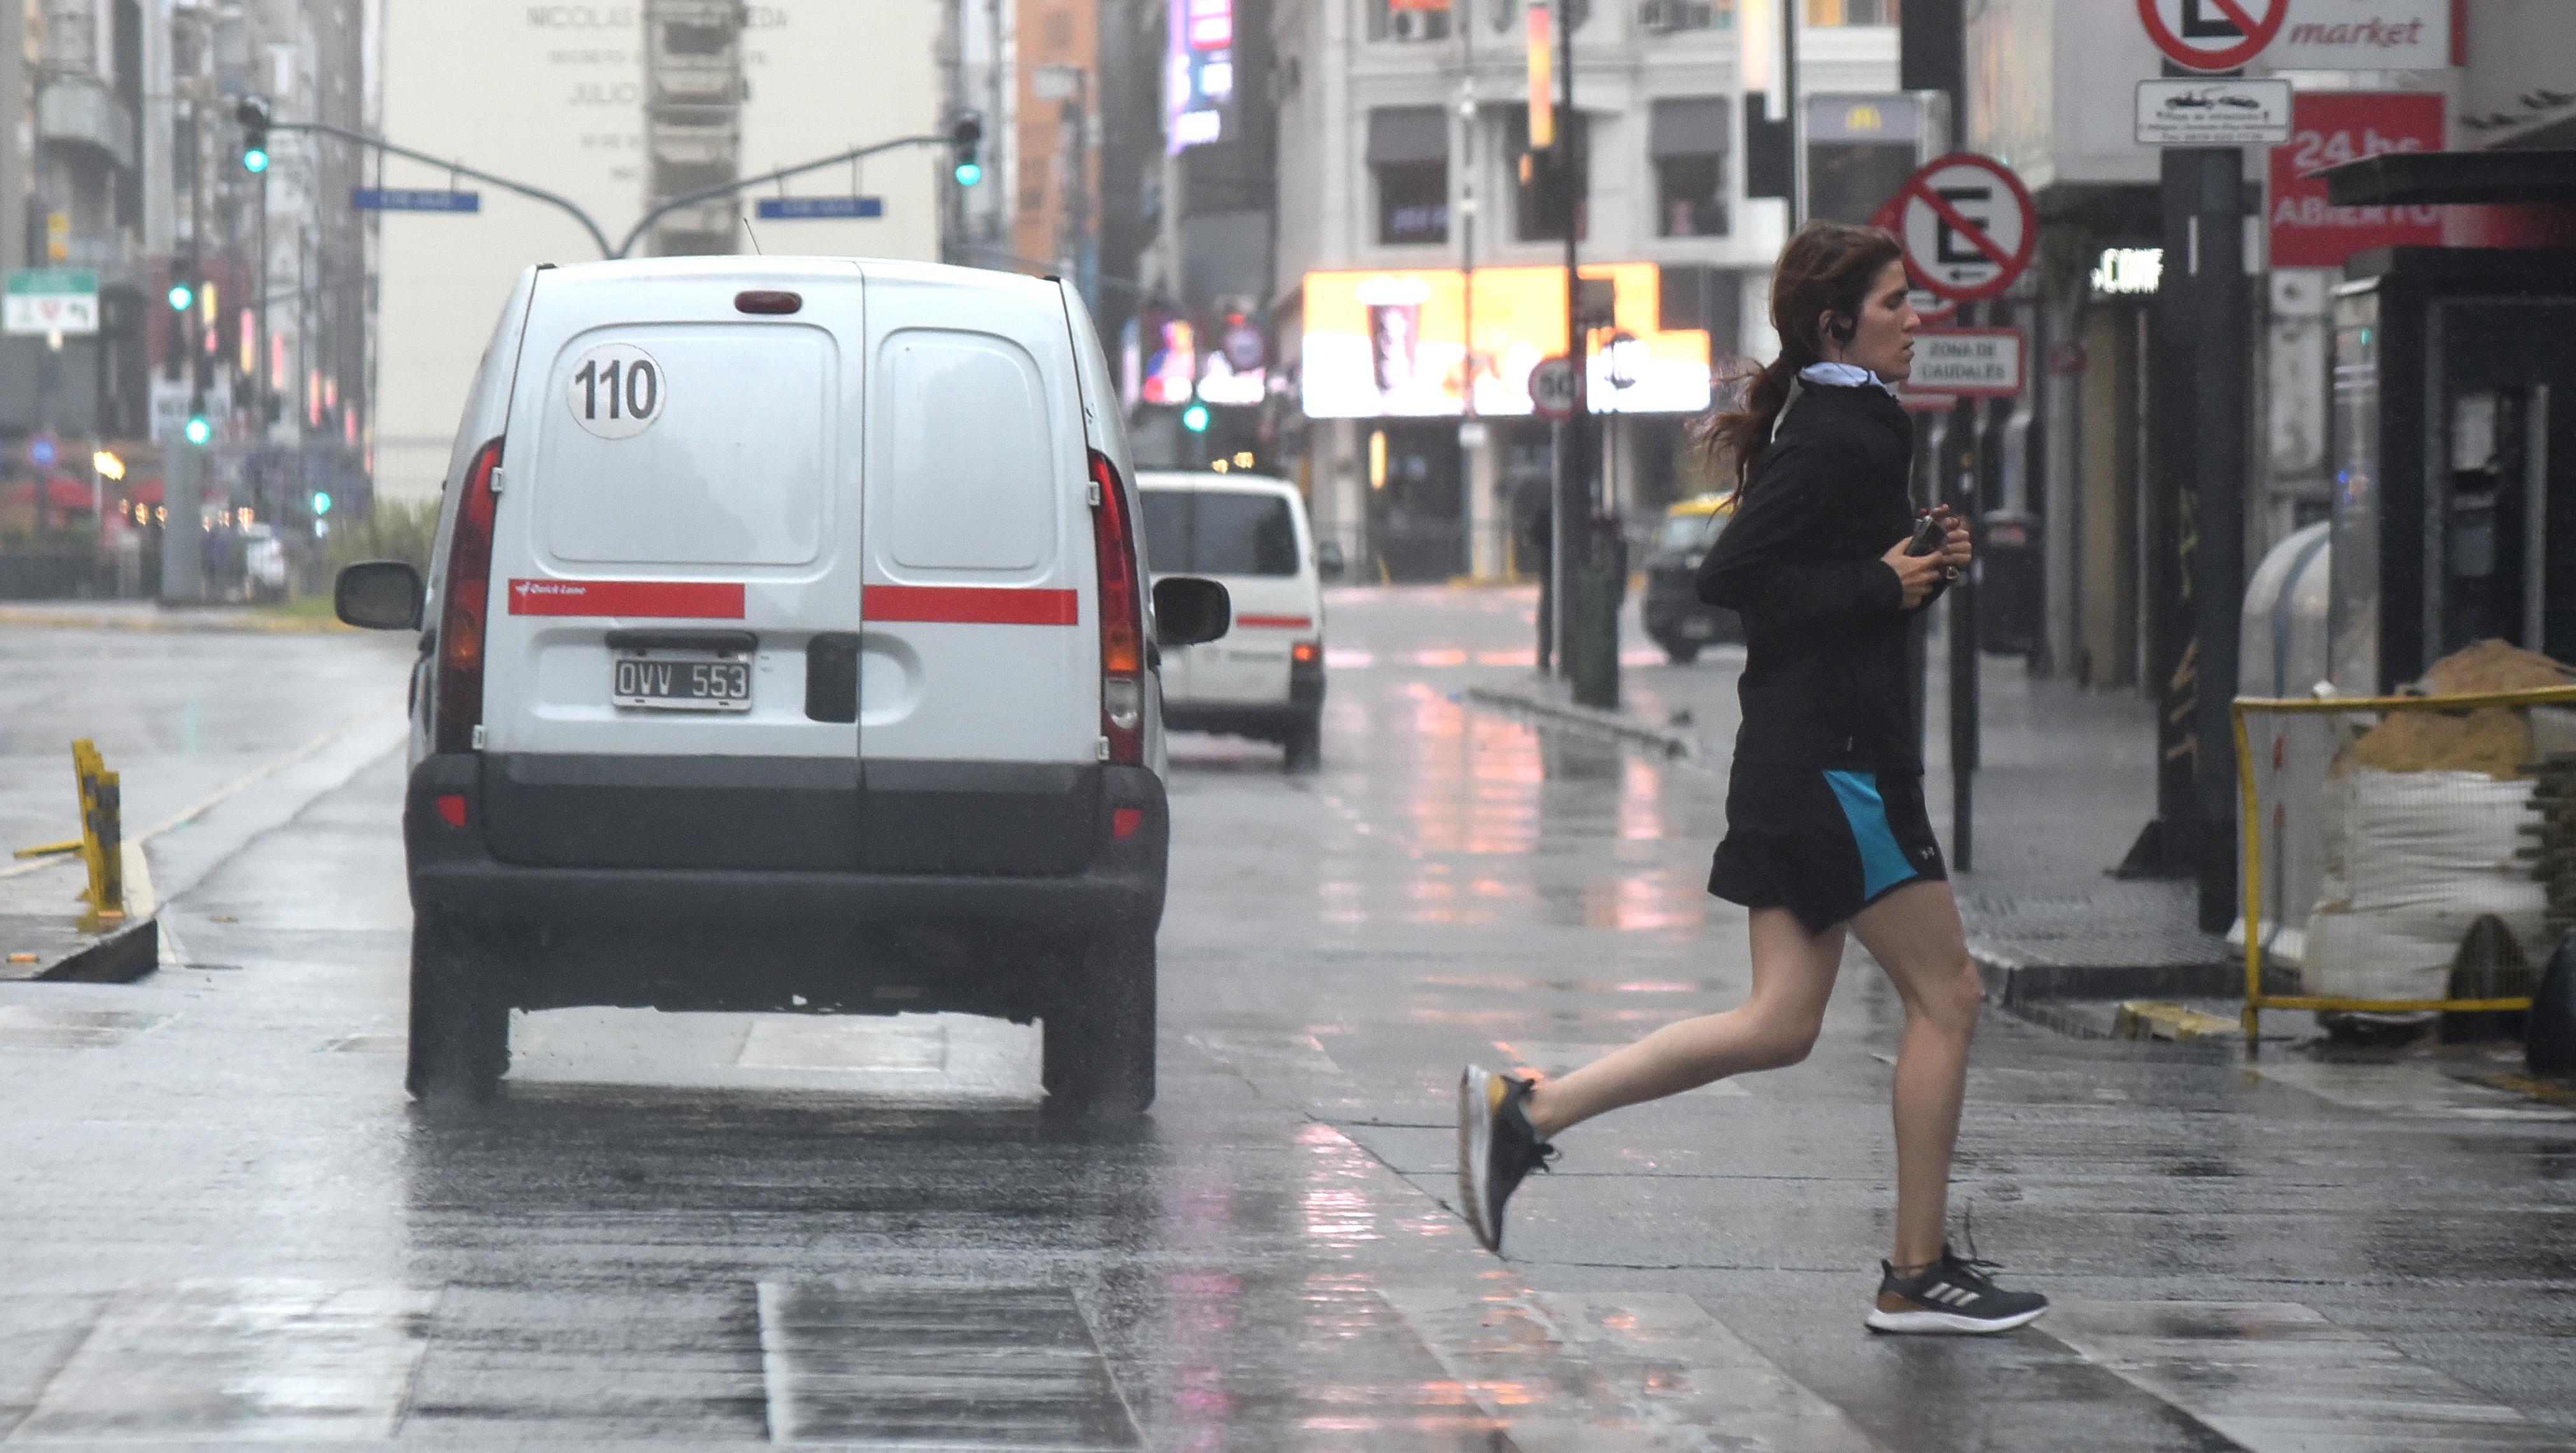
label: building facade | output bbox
[1264,0,1898,581]
[374,0,946,503]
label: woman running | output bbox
[1456,221,2048,1335]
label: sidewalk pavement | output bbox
[1469,632,2237,1016]
[0,599,346,633]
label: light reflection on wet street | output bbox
[3,591,2573,1449]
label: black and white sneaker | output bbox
[1865,1245,2049,1334]
[1456,1064,1556,1253]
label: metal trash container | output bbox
[1977,509,2040,658]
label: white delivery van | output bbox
[1137,471,1330,770]
[333,257,1231,1111]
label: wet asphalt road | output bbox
[3,592,2573,1450]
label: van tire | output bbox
[406,912,510,1102]
[1042,928,1156,1114]
[1283,716,1323,773]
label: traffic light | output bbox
[167,281,193,312]
[311,490,333,517]
[183,415,212,446]
[950,111,984,187]
[237,96,270,174]
[1180,403,1210,433]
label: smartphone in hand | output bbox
[1905,513,1945,557]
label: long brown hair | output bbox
[1700,221,1905,489]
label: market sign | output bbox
[2259,0,2452,71]
[2267,91,2444,269]
[4,268,99,335]
[1299,264,1711,419]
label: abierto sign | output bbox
[1905,327,2024,400]
[2267,92,2444,268]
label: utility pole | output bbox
[0,0,24,275]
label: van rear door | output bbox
[478,259,867,870]
[851,264,1100,875]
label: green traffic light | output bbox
[311,491,332,516]
[243,148,269,174]
[167,283,193,312]
[183,416,212,446]
[1181,403,1210,433]
[954,160,983,187]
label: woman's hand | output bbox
[1880,509,1971,609]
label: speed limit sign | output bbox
[1528,355,1580,420]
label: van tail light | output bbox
[1291,641,1320,665]
[433,436,505,754]
[1089,449,1145,766]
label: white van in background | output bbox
[1138,471,1331,771]
[333,256,1231,1113]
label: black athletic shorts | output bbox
[1707,765,1947,933]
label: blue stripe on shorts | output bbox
[1822,769,1919,901]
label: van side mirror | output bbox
[1315,539,1346,582]
[335,560,425,630]
[1153,576,1230,648]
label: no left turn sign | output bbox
[2135,0,2286,73]
[1880,154,2036,305]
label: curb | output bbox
[1970,946,2243,1007]
[37,915,160,983]
[3,844,162,986]
[1461,684,1698,761]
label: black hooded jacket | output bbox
[1694,377,1937,774]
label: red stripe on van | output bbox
[1235,614,1313,630]
[506,579,745,618]
[864,584,1080,626]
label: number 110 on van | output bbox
[567,342,666,441]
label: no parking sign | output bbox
[1873,154,2036,305]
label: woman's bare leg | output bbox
[1845,879,1985,1270]
[1522,907,1845,1139]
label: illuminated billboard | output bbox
[1299,264,1712,419]
[1166,0,1233,153]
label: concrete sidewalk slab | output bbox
[0,844,158,985]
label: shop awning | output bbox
[1650,97,1731,160]
[2322,149,2576,206]
[1366,108,1448,165]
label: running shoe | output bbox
[1865,1245,2049,1334]
[1455,1064,1556,1253]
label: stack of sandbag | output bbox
[2302,641,2566,1003]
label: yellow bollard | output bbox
[71,739,124,932]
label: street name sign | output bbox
[755,196,885,220]
[2137,0,2286,73]
[1887,155,2036,304]
[1907,327,2025,399]
[4,268,99,335]
[1528,356,1579,420]
[2136,78,2293,146]
[353,188,482,213]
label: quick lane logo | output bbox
[507,579,746,619]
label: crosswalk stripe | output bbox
[16,1278,434,1441]
[758,1280,1138,1448]
[2048,1301,2563,1450]
[1382,1284,1883,1452]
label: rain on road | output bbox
[2,590,2572,1450]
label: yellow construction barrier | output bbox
[71,739,124,932]
[2232,686,2576,1044]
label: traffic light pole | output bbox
[267,118,953,261]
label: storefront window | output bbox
[1369,108,1451,246]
